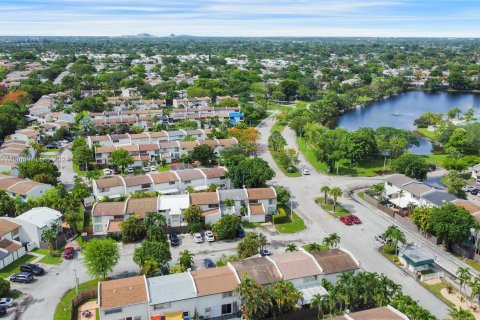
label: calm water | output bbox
[336,91,480,154]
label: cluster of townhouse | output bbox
[384,174,480,219]
[0,174,52,201]
[0,207,62,268]
[88,109,164,130]
[0,140,30,176]
[93,138,238,166]
[92,186,277,234]
[171,106,244,125]
[92,167,229,198]
[97,248,361,320]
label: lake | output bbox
[336,91,480,154]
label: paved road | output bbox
[256,116,451,319]
[58,146,75,188]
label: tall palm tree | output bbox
[320,186,330,204]
[178,250,195,270]
[469,276,480,305]
[310,293,327,319]
[285,244,298,252]
[382,225,406,255]
[29,141,46,159]
[457,267,472,300]
[41,222,59,254]
[323,233,341,249]
[329,187,343,212]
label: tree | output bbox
[304,242,323,253]
[141,259,161,277]
[0,190,16,217]
[269,131,286,152]
[286,244,298,252]
[183,205,202,223]
[72,144,93,171]
[237,232,264,259]
[446,128,469,154]
[411,206,433,233]
[310,293,329,319]
[228,157,275,188]
[457,267,471,300]
[320,186,330,204]
[110,149,133,173]
[120,215,144,243]
[448,308,475,320]
[178,250,195,270]
[315,128,346,172]
[133,240,171,271]
[64,211,83,235]
[275,186,291,205]
[71,178,91,206]
[323,233,341,249]
[41,222,58,253]
[144,212,167,242]
[0,278,10,297]
[445,170,467,198]
[213,215,240,240]
[430,203,476,247]
[382,225,406,255]
[329,187,342,212]
[235,275,273,320]
[29,141,46,159]
[83,238,119,280]
[279,79,299,100]
[270,279,302,317]
[342,128,378,164]
[391,152,429,180]
[18,159,60,185]
[191,144,216,165]
[447,107,463,120]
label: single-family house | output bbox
[0,174,52,201]
[419,190,458,207]
[399,244,435,273]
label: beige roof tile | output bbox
[99,275,148,309]
[191,266,238,296]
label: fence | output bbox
[70,289,97,320]
[363,193,395,217]
[39,232,68,250]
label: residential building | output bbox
[0,174,52,201]
[328,306,410,320]
[399,244,434,273]
[0,218,25,269]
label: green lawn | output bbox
[416,128,438,141]
[452,253,480,272]
[156,165,171,172]
[73,163,88,177]
[32,248,63,265]
[271,122,285,133]
[270,149,302,177]
[54,279,99,320]
[273,204,306,234]
[420,154,448,167]
[358,191,365,199]
[420,279,456,309]
[316,198,351,217]
[0,254,36,278]
[297,136,389,177]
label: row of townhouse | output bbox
[0,140,30,176]
[88,109,164,120]
[92,167,229,199]
[87,129,213,148]
[0,174,52,201]
[94,138,238,165]
[173,97,211,108]
[98,248,361,320]
[91,186,276,233]
[10,121,71,143]
[171,106,244,125]
[0,207,62,268]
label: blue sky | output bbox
[1,0,479,37]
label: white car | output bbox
[301,168,310,175]
[150,165,157,172]
[143,166,150,172]
[0,298,14,308]
[205,231,215,242]
[127,167,134,174]
[193,233,203,243]
[103,168,112,176]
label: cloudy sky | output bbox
[1,0,479,37]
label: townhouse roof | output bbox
[230,256,281,285]
[246,187,276,200]
[157,194,189,214]
[92,202,126,216]
[190,266,238,296]
[118,145,139,152]
[149,172,179,184]
[217,138,238,147]
[402,182,433,197]
[269,251,323,281]
[147,273,197,304]
[125,198,158,218]
[158,142,178,149]
[186,129,203,135]
[99,275,148,309]
[138,144,159,151]
[201,167,226,179]
[0,218,20,237]
[107,220,123,233]
[201,208,221,217]
[95,146,116,153]
[0,177,24,189]
[189,192,219,205]
[310,249,359,275]
[179,141,199,151]
[218,189,248,201]
[452,199,480,216]
[249,203,265,215]
[385,174,416,187]
[16,207,62,229]
[95,176,124,189]
[149,131,168,138]
[167,130,185,137]
[123,175,152,187]
[199,140,219,148]
[110,134,129,140]
[328,306,408,320]
[90,135,110,142]
[8,181,45,196]
[129,133,150,139]
[175,169,204,181]
[421,190,458,206]
[0,239,22,253]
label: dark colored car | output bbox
[470,189,480,195]
[347,215,362,224]
[339,216,353,225]
[259,248,271,256]
[428,163,437,171]
[236,226,246,238]
[10,272,33,283]
[20,263,44,276]
[203,258,215,269]
[169,233,180,246]
[64,247,74,260]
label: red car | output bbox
[339,216,353,225]
[347,215,362,224]
[64,247,74,260]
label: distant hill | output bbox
[118,33,157,38]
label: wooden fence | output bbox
[70,289,97,320]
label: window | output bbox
[94,225,101,233]
[141,184,151,189]
[184,180,191,184]
[221,304,232,315]
[153,303,171,310]
[182,312,189,317]
[268,199,274,205]
[134,317,141,320]
[11,228,18,236]
[100,188,110,192]
[93,217,101,223]
[222,292,233,298]
[169,181,175,185]
[105,308,122,314]
[204,307,211,313]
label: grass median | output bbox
[273,204,306,234]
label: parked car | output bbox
[236,226,246,238]
[193,233,204,243]
[375,234,392,245]
[260,248,271,256]
[64,247,74,260]
[203,258,215,269]
[0,306,6,318]
[0,298,14,308]
[10,272,33,283]
[103,168,112,176]
[127,167,134,174]
[470,188,480,195]
[142,166,150,172]
[204,231,215,242]
[347,214,362,224]
[301,168,310,175]
[20,263,44,276]
[150,165,157,172]
[339,216,353,226]
[169,233,180,246]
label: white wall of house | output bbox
[179,178,206,193]
[100,302,149,320]
[0,245,26,269]
[152,181,180,194]
[93,185,126,199]
[3,218,41,248]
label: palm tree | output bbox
[382,225,406,255]
[29,141,46,159]
[329,187,343,212]
[178,250,195,270]
[285,244,298,252]
[310,293,329,319]
[469,276,480,305]
[448,307,475,320]
[41,222,59,254]
[323,233,341,249]
[457,267,472,300]
[257,233,268,251]
[305,242,322,253]
[320,186,330,204]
